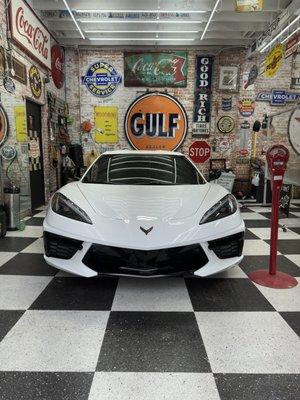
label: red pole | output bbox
[269,186,280,275]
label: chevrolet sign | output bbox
[256,90,300,105]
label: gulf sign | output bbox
[124,92,188,151]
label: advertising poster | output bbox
[124,51,188,87]
[235,0,264,12]
[14,105,28,142]
[94,106,118,143]
[193,56,214,138]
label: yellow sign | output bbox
[94,106,118,143]
[14,106,28,142]
[264,43,284,78]
[235,0,263,12]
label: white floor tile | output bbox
[212,265,247,278]
[0,275,52,310]
[0,252,17,266]
[196,312,300,373]
[248,228,299,240]
[285,255,300,267]
[6,226,43,238]
[279,218,300,227]
[248,207,272,213]
[290,212,300,218]
[254,278,300,312]
[242,213,268,220]
[0,310,109,372]
[21,238,44,254]
[291,199,300,204]
[243,239,274,256]
[34,211,46,218]
[112,278,193,311]
[35,205,46,211]
[88,372,220,400]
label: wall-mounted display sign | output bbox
[0,105,9,146]
[9,0,51,69]
[193,56,214,138]
[238,98,255,117]
[14,105,28,142]
[264,43,284,78]
[94,106,118,143]
[217,116,235,134]
[239,120,251,157]
[29,65,42,98]
[256,90,300,105]
[221,97,232,111]
[3,76,15,94]
[291,52,300,89]
[81,61,122,98]
[51,44,64,89]
[124,51,187,87]
[288,108,300,155]
[235,0,263,12]
[189,141,211,164]
[285,33,299,59]
[218,65,239,92]
[1,145,17,160]
[124,92,187,151]
[244,65,258,89]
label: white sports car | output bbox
[44,150,245,277]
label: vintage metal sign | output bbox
[288,107,300,155]
[51,44,64,89]
[124,51,187,87]
[285,33,299,59]
[94,106,118,143]
[244,65,258,89]
[29,65,42,98]
[238,98,255,117]
[235,0,263,12]
[9,0,51,69]
[256,90,300,105]
[81,61,122,98]
[0,105,9,146]
[221,97,232,111]
[264,43,284,78]
[193,56,214,138]
[291,52,300,89]
[217,116,235,134]
[189,141,211,164]
[124,92,188,151]
[14,105,28,142]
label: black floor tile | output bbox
[240,255,300,277]
[239,207,254,213]
[214,373,300,400]
[265,239,300,255]
[288,227,300,235]
[280,312,300,337]
[0,254,57,276]
[259,211,288,219]
[0,372,93,400]
[0,237,36,252]
[25,217,44,226]
[30,277,118,310]
[244,229,260,239]
[97,311,210,372]
[244,219,271,228]
[185,278,274,311]
[0,310,24,342]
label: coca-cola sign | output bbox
[9,0,51,69]
[51,44,64,88]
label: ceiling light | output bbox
[85,30,200,33]
[62,0,85,39]
[80,20,204,24]
[281,26,300,43]
[260,15,300,52]
[88,37,195,41]
[75,9,206,14]
[201,0,221,40]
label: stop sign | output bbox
[189,141,211,163]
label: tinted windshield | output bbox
[82,154,205,185]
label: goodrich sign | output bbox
[9,0,51,69]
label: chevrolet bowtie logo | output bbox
[140,226,153,235]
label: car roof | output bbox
[102,149,184,156]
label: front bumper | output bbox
[44,230,244,278]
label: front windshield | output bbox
[82,154,206,185]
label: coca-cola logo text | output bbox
[15,6,49,61]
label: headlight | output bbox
[51,193,92,224]
[199,194,237,225]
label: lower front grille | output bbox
[82,243,208,276]
[208,232,244,259]
[44,231,83,260]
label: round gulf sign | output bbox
[189,141,211,163]
[124,92,188,151]
[288,107,300,155]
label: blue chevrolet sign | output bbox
[256,90,300,105]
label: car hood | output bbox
[76,182,211,221]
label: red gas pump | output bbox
[249,145,298,288]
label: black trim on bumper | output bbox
[82,243,209,277]
[44,231,83,260]
[208,232,244,259]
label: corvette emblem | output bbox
[140,226,153,235]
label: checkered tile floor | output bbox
[0,204,299,400]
